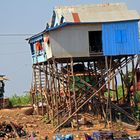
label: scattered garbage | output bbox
[28,131,36,140]
[0,121,140,140]
[127,136,140,140]
[0,121,26,139]
[84,131,140,140]
[84,133,93,140]
[93,131,114,140]
[55,134,73,140]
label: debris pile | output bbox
[0,121,26,139]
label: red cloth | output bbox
[44,36,49,43]
[130,85,134,92]
[35,42,42,51]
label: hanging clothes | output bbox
[35,42,42,51]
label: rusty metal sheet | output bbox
[54,3,140,23]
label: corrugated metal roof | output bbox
[54,3,140,23]
[27,3,140,42]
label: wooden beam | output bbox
[53,56,138,132]
[70,58,79,130]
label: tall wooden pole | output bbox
[105,56,112,126]
[71,58,79,130]
[53,58,60,127]
[67,61,72,115]
[43,63,50,119]
[38,64,44,115]
[48,61,54,125]
[132,56,137,107]
[115,75,119,103]
[33,65,39,114]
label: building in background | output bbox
[0,75,8,108]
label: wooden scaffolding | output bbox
[30,55,139,131]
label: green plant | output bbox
[9,93,31,107]
[43,113,49,123]
[136,91,140,103]
[104,85,126,99]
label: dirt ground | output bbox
[0,106,140,140]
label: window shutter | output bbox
[115,29,127,43]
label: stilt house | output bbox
[27,3,140,131]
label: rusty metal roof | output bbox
[27,3,140,42]
[54,3,140,23]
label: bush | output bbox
[9,93,31,107]
[136,91,140,103]
[104,85,126,99]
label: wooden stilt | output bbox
[126,56,130,104]
[43,63,50,119]
[38,64,44,115]
[67,61,72,115]
[105,56,112,127]
[31,68,35,105]
[53,58,59,127]
[48,61,54,125]
[132,56,137,107]
[33,65,39,115]
[70,58,79,130]
[115,76,119,103]
[112,71,115,101]
[109,57,112,125]
[120,71,125,103]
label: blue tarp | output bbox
[55,134,73,140]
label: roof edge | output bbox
[27,19,140,43]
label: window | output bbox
[88,31,102,52]
[30,43,35,55]
[115,29,127,43]
[35,41,44,56]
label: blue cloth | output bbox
[93,132,101,140]
[55,134,73,140]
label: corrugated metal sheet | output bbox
[54,3,140,24]
[102,21,140,56]
[27,3,140,42]
[72,13,81,22]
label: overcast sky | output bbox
[0,0,140,97]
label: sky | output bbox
[0,0,140,97]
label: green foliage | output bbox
[117,85,126,99]
[104,85,126,99]
[43,113,50,123]
[136,91,140,103]
[9,93,31,107]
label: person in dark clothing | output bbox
[0,81,5,98]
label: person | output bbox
[0,81,4,98]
